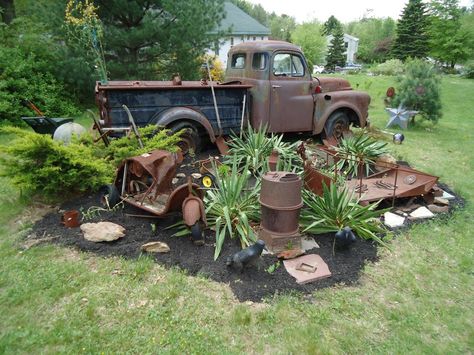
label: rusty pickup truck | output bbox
[95,40,370,151]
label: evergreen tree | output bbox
[322,15,341,36]
[325,24,346,71]
[96,0,225,80]
[392,0,430,60]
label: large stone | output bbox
[80,222,125,242]
[409,206,435,219]
[384,212,405,228]
[283,254,331,284]
[141,241,170,253]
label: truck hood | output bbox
[314,77,352,92]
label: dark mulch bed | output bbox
[26,149,465,302]
[31,193,378,302]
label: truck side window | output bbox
[273,53,305,77]
[231,53,246,69]
[252,53,267,70]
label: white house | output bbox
[327,33,359,64]
[208,2,270,66]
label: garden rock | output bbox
[427,204,449,214]
[172,178,179,184]
[277,249,305,260]
[176,173,186,178]
[434,197,449,206]
[441,190,455,200]
[301,236,320,251]
[141,241,170,253]
[384,212,405,228]
[80,222,125,242]
[409,207,435,220]
[191,173,202,179]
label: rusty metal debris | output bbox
[298,143,439,205]
[102,150,206,237]
[259,171,303,253]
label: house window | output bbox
[261,36,264,40]
[230,37,234,47]
[252,53,267,70]
[273,53,305,77]
[247,36,250,40]
[345,42,348,49]
[253,36,256,41]
[231,53,246,69]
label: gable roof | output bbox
[211,2,270,36]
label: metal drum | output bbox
[259,172,303,252]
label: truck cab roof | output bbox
[228,40,302,55]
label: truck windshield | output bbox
[273,53,305,77]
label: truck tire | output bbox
[170,122,201,154]
[324,112,350,140]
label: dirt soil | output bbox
[27,150,465,302]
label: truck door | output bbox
[269,52,314,133]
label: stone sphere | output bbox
[53,122,87,144]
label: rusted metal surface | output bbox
[345,166,439,203]
[299,143,439,204]
[113,150,205,218]
[225,40,371,135]
[259,171,303,252]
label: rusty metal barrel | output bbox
[259,172,303,235]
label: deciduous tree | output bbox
[291,21,327,68]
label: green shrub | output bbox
[0,127,110,198]
[372,59,404,76]
[0,124,182,200]
[333,135,389,177]
[392,59,442,122]
[463,60,474,79]
[300,184,388,246]
[204,156,260,260]
[104,125,183,167]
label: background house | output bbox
[327,33,359,64]
[208,2,270,66]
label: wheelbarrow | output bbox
[99,149,207,243]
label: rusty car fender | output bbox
[312,91,370,134]
[151,107,217,142]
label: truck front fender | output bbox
[151,107,217,142]
[313,91,370,134]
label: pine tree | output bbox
[322,15,341,36]
[392,0,430,60]
[325,24,346,71]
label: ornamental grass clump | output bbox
[333,135,389,177]
[205,156,261,260]
[300,183,388,247]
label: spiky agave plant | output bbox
[333,135,389,177]
[205,156,261,260]
[300,183,389,247]
[227,125,301,175]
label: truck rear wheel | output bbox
[324,112,350,140]
[170,122,201,154]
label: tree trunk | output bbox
[0,0,15,24]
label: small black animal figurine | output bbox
[226,240,265,271]
[393,133,405,144]
[335,227,357,248]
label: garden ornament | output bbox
[385,104,418,130]
[335,227,356,248]
[226,240,265,271]
[393,133,405,144]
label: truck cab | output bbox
[225,41,370,138]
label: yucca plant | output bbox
[227,125,301,175]
[205,156,261,260]
[300,183,389,247]
[333,135,389,177]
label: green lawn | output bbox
[1,75,473,353]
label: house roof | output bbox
[210,2,270,36]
